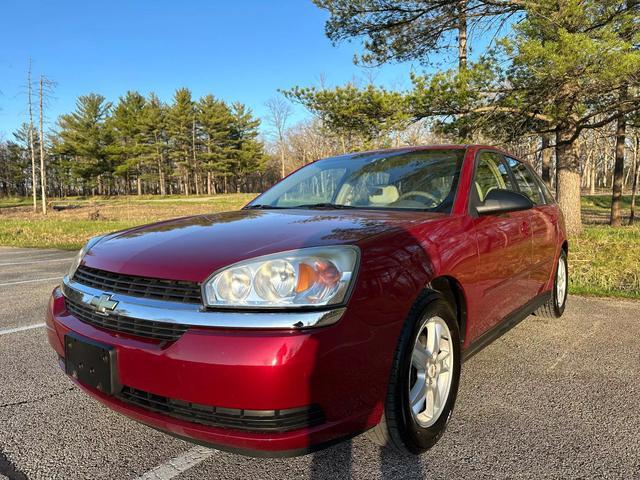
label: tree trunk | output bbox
[207,171,212,196]
[280,145,286,179]
[158,161,166,196]
[589,152,596,195]
[630,135,639,225]
[624,157,632,187]
[541,134,553,191]
[183,159,190,196]
[555,127,583,235]
[457,0,467,70]
[610,114,626,226]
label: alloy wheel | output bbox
[408,315,453,428]
[556,256,567,308]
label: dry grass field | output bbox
[0,194,256,250]
[0,193,638,299]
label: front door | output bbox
[470,151,534,338]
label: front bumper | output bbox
[46,285,388,456]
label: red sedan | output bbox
[46,145,568,456]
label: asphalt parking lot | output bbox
[0,246,639,480]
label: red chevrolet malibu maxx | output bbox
[46,145,568,456]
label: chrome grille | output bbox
[65,297,187,342]
[73,266,202,304]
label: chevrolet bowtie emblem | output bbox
[90,294,119,316]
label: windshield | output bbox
[249,149,466,212]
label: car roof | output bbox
[341,144,512,156]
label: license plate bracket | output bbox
[64,333,119,395]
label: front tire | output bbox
[368,293,461,455]
[534,249,568,318]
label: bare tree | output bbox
[39,75,46,214]
[27,60,37,212]
[38,74,55,214]
[265,97,292,178]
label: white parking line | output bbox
[0,276,62,287]
[135,447,215,480]
[0,258,73,267]
[0,323,46,336]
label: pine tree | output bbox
[228,103,264,193]
[314,0,522,69]
[141,93,168,195]
[56,94,113,194]
[110,91,146,194]
[166,88,195,194]
[497,0,640,234]
[283,84,410,150]
[197,95,235,195]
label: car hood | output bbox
[82,209,442,282]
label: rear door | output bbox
[505,157,557,294]
[470,151,534,337]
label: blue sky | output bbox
[0,0,424,139]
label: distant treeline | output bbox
[0,88,276,197]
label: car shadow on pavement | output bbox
[309,439,425,480]
[0,448,28,480]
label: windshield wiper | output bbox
[246,203,357,210]
[292,203,357,210]
[244,204,289,210]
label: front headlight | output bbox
[203,246,359,308]
[68,235,105,278]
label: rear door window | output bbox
[532,172,555,203]
[505,157,544,205]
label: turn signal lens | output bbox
[203,246,359,308]
[296,263,317,292]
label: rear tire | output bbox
[368,292,461,455]
[534,249,568,319]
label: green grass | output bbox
[1,193,639,299]
[0,218,137,250]
[569,224,640,299]
[580,194,633,210]
[0,197,33,208]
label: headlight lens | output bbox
[68,235,105,278]
[203,246,359,308]
[215,266,252,302]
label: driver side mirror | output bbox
[476,188,533,215]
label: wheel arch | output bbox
[427,275,468,345]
